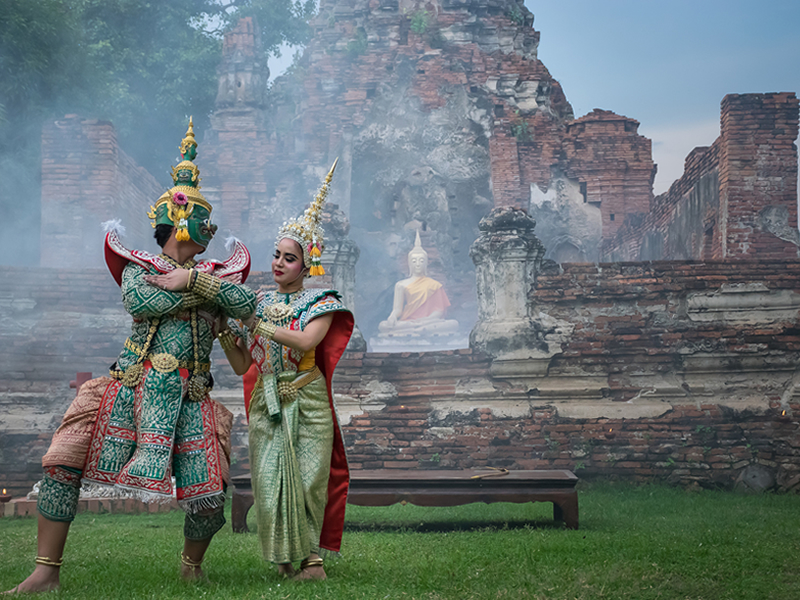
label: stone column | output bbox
[320,205,367,351]
[469,207,572,377]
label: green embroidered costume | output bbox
[234,288,353,562]
[37,119,257,542]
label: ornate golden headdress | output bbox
[276,158,338,276]
[147,118,216,247]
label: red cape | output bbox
[104,230,251,286]
[242,309,354,553]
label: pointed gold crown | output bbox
[276,158,338,275]
[179,116,197,156]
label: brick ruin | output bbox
[40,116,162,268]
[604,93,800,262]
[2,0,800,500]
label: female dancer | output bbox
[218,163,353,580]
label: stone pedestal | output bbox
[323,237,367,351]
[469,207,572,377]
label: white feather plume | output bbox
[101,219,126,237]
[225,236,240,253]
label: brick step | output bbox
[2,497,179,518]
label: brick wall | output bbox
[560,110,656,239]
[3,259,800,497]
[327,258,800,491]
[720,93,800,259]
[603,93,799,261]
[40,116,163,268]
[0,266,127,496]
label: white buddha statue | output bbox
[378,231,459,337]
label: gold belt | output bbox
[123,339,210,373]
[275,366,322,405]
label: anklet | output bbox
[300,557,324,569]
[35,556,63,567]
[180,552,203,568]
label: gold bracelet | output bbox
[192,271,221,300]
[180,552,202,568]
[185,268,199,291]
[35,556,63,567]
[218,329,237,351]
[253,320,277,341]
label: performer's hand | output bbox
[221,272,242,284]
[216,313,229,334]
[243,311,258,329]
[256,290,266,303]
[145,269,191,291]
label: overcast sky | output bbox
[528,0,800,193]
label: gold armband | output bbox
[191,271,221,300]
[218,329,237,351]
[252,319,277,341]
[180,291,204,309]
[185,268,199,290]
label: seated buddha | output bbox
[378,231,459,337]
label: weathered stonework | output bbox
[469,206,572,376]
[6,252,800,497]
[604,93,800,261]
[4,4,800,502]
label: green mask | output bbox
[152,193,217,249]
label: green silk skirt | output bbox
[248,374,334,564]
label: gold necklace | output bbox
[264,288,304,325]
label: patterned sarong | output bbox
[43,369,232,513]
[249,374,334,563]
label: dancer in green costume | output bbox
[219,161,353,580]
[5,121,257,594]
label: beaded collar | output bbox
[159,253,197,269]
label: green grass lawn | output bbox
[1,482,798,599]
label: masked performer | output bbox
[219,161,353,581]
[6,120,257,594]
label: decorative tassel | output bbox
[309,240,324,276]
[225,236,240,252]
[101,219,126,237]
[177,229,190,242]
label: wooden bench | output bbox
[231,469,579,532]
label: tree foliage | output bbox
[0,0,314,264]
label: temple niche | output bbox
[202,1,576,348]
[529,172,602,263]
[372,230,464,351]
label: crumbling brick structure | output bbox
[40,116,161,268]
[3,2,800,502]
[603,93,800,261]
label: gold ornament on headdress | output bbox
[148,118,213,238]
[276,158,338,276]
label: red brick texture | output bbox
[603,93,799,261]
[3,261,800,496]
[560,110,656,239]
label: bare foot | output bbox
[180,564,205,582]
[277,563,295,578]
[293,565,326,581]
[3,565,60,594]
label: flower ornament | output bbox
[309,239,324,276]
[173,191,188,206]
